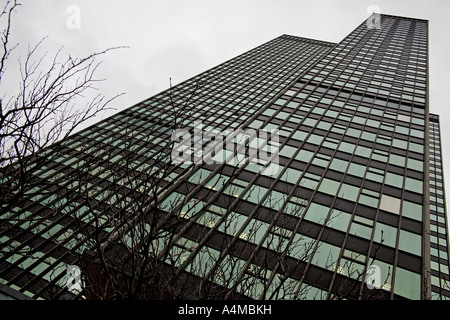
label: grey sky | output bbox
[5,0,450,206]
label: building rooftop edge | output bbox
[377,13,429,23]
[279,34,337,47]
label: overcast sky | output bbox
[5,0,450,207]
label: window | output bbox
[304,202,329,225]
[312,241,341,271]
[398,230,422,256]
[409,142,424,154]
[306,133,324,146]
[355,145,372,158]
[395,125,410,135]
[328,209,351,232]
[405,177,423,194]
[295,149,314,163]
[389,154,406,167]
[407,158,423,172]
[338,183,360,202]
[392,138,408,150]
[346,127,362,139]
[280,168,302,185]
[329,158,348,172]
[379,194,401,215]
[318,178,340,196]
[292,130,307,141]
[394,267,421,300]
[397,114,411,123]
[263,190,287,211]
[385,172,404,189]
[348,162,366,177]
[401,201,422,221]
[338,141,356,154]
[279,145,297,158]
[374,222,397,248]
[349,221,373,240]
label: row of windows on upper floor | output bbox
[338,45,428,61]
[61,112,426,213]
[318,59,427,77]
[335,23,424,40]
[294,77,425,101]
[323,80,427,103]
[71,102,428,185]
[344,27,427,48]
[324,45,427,60]
[311,70,427,90]
[299,78,426,105]
[282,83,426,118]
[56,129,425,233]
[325,65,427,84]
[325,39,427,53]
[274,149,424,198]
[263,102,425,143]
[308,68,427,93]
[263,102,425,139]
[214,48,327,76]
[324,48,427,67]
[99,109,425,163]
[217,50,321,74]
[329,45,427,66]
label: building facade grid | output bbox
[0,14,448,301]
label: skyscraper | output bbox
[1,13,449,300]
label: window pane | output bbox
[338,141,356,154]
[394,267,421,300]
[295,149,314,163]
[405,177,423,194]
[304,202,329,225]
[389,154,406,167]
[401,201,422,221]
[407,158,423,172]
[374,222,397,248]
[330,158,348,172]
[280,168,302,185]
[348,162,366,177]
[398,230,422,256]
[318,178,340,196]
[338,183,360,202]
[385,172,404,189]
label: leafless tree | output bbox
[0,0,123,217]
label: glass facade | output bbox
[428,114,450,299]
[0,14,448,300]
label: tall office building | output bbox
[1,14,449,300]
